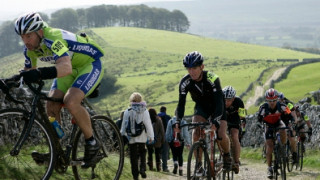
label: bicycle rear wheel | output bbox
[72,115,124,180]
[187,141,211,180]
[0,108,56,180]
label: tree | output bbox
[0,21,21,58]
[50,8,79,32]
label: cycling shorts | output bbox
[265,120,286,140]
[51,59,103,97]
[194,103,227,127]
[227,123,240,130]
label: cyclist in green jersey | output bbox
[14,12,104,168]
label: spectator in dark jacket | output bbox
[147,108,165,172]
[157,106,171,172]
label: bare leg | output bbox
[64,87,92,139]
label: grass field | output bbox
[1,27,320,119]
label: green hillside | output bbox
[1,27,319,119]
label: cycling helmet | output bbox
[265,88,278,100]
[15,12,43,35]
[223,86,236,99]
[183,51,204,68]
[278,92,284,99]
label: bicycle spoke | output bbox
[0,109,55,180]
[72,116,124,180]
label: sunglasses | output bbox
[266,99,277,102]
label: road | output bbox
[143,158,320,180]
[245,67,286,109]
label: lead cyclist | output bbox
[13,12,104,168]
[174,51,232,172]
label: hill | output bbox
[1,27,319,119]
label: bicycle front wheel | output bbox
[0,108,56,180]
[297,141,304,171]
[187,141,211,180]
[72,115,124,180]
[286,142,293,172]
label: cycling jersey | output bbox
[258,101,292,126]
[226,97,245,129]
[176,71,226,123]
[23,24,104,95]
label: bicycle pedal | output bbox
[70,160,83,166]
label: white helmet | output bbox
[15,12,43,35]
[223,86,236,99]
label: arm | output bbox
[55,56,72,77]
[144,110,154,141]
[165,120,173,142]
[212,77,225,123]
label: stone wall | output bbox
[241,103,320,149]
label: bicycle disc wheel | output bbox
[0,108,56,180]
[72,115,124,180]
[187,141,211,180]
[286,142,293,172]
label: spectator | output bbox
[116,111,128,145]
[147,108,165,172]
[120,92,154,180]
[166,115,191,176]
[157,106,171,172]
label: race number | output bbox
[51,40,68,56]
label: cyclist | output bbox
[14,12,104,168]
[175,51,232,170]
[278,92,298,164]
[295,107,313,144]
[257,88,291,179]
[222,85,246,174]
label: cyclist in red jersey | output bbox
[257,88,291,179]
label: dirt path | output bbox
[245,67,286,109]
[144,158,320,180]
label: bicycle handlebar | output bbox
[180,122,211,130]
[0,75,63,104]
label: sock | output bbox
[85,136,96,145]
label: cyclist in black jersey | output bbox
[175,51,231,170]
[223,86,246,174]
[278,92,299,164]
[257,88,291,179]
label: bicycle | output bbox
[0,77,124,180]
[184,122,224,180]
[295,129,311,171]
[265,124,288,180]
[284,121,296,173]
[223,128,236,180]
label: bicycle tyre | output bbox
[0,108,56,180]
[297,141,304,171]
[275,144,286,180]
[187,141,211,180]
[286,141,293,172]
[72,115,124,180]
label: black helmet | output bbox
[223,86,236,99]
[183,51,204,68]
[15,12,43,35]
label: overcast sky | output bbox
[1,0,183,21]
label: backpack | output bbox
[125,108,146,137]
